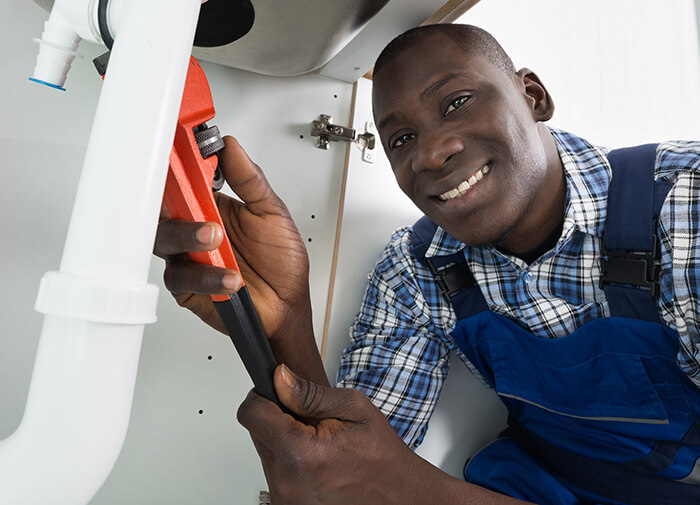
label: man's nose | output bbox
[412,130,464,173]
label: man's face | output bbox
[373,34,552,247]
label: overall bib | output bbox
[411,145,700,505]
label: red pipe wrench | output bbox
[163,57,279,405]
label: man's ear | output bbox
[517,68,555,122]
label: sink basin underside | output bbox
[193,0,389,76]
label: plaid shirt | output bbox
[336,129,700,450]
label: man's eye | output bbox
[392,133,415,149]
[444,95,469,116]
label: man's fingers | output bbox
[274,365,368,423]
[163,259,242,295]
[237,388,311,452]
[218,136,285,215]
[154,220,223,258]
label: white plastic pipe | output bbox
[1,0,202,503]
[30,5,80,90]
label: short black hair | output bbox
[373,24,516,79]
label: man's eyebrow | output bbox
[377,112,397,132]
[420,73,461,99]
[377,73,463,132]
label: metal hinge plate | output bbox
[311,114,377,163]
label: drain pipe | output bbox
[1,0,202,503]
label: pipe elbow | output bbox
[0,316,145,505]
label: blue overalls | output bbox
[411,145,700,505]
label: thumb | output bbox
[274,364,367,422]
[218,136,285,216]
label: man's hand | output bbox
[154,136,311,343]
[237,365,430,505]
[238,366,532,505]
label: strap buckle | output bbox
[599,235,661,297]
[426,256,475,303]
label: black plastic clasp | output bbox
[599,235,661,297]
[426,256,476,303]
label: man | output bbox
[155,24,700,504]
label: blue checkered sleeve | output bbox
[336,228,452,449]
[656,141,700,381]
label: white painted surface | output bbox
[458,0,700,146]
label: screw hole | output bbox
[198,409,204,415]
[333,94,338,99]
[311,214,315,219]
[307,238,312,242]
[207,355,212,360]
[299,134,304,139]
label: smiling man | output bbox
[372,26,565,255]
[156,24,700,505]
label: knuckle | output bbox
[162,265,178,293]
[339,388,374,422]
[349,389,374,416]
[174,292,195,309]
[154,220,181,256]
[300,380,324,414]
[163,260,227,296]
[236,390,258,428]
[205,268,227,293]
[156,219,212,257]
[347,388,369,405]
[162,261,184,294]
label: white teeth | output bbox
[438,164,490,201]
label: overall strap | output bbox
[600,144,673,322]
[410,216,488,319]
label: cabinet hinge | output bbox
[311,114,377,163]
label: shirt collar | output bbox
[424,128,610,259]
[551,128,610,238]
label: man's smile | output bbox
[437,163,491,201]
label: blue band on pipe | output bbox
[29,78,66,91]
